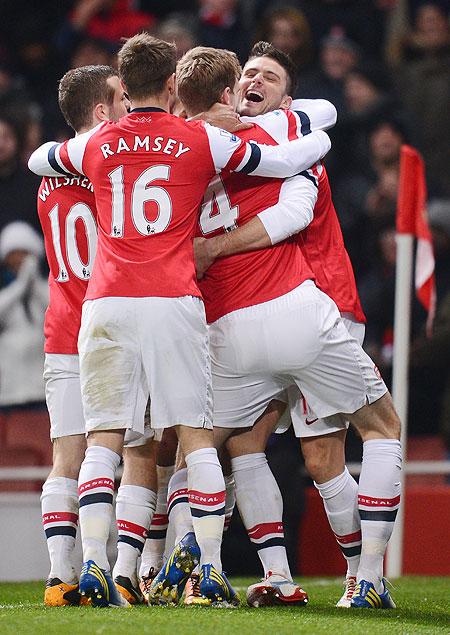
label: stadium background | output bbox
[0,0,449,580]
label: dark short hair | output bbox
[58,65,117,132]
[248,41,298,96]
[118,33,176,100]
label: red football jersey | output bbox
[198,115,315,324]
[288,106,366,323]
[298,166,366,323]
[37,175,97,353]
[51,109,265,301]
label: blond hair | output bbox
[177,47,242,115]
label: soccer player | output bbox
[38,65,159,607]
[195,43,366,608]
[176,44,402,610]
[28,34,330,607]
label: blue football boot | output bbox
[79,560,130,608]
[148,532,200,605]
[351,579,396,609]
[198,564,240,607]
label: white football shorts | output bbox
[44,353,158,444]
[277,317,367,437]
[209,281,387,430]
[78,296,212,433]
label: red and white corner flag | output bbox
[396,145,436,334]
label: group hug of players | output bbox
[28,33,402,610]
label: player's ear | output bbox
[280,95,293,110]
[93,102,109,123]
[220,87,232,106]
[167,73,176,96]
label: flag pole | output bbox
[387,230,413,578]
[386,145,435,578]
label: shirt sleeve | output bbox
[257,174,318,244]
[237,131,330,177]
[28,126,101,177]
[290,99,337,131]
[204,122,330,177]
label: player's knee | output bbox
[301,436,345,483]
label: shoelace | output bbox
[188,574,201,597]
[345,577,357,599]
[140,567,156,593]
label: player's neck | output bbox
[130,93,170,113]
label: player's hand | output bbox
[203,103,252,133]
[16,254,39,292]
[194,237,216,279]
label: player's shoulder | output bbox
[291,99,337,130]
[241,109,288,127]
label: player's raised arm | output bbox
[28,125,101,177]
[204,123,330,178]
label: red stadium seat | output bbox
[0,447,44,492]
[4,409,52,465]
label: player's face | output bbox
[238,57,291,117]
[107,76,130,121]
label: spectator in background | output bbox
[298,0,388,60]
[298,26,360,111]
[56,0,156,67]
[334,63,400,177]
[358,225,397,375]
[156,14,198,59]
[394,2,450,196]
[409,199,450,437]
[253,6,314,78]
[0,60,44,164]
[0,222,48,410]
[197,0,250,62]
[333,117,406,275]
[0,114,42,234]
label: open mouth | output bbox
[245,90,264,103]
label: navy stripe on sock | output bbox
[239,143,261,174]
[44,526,77,539]
[167,496,189,516]
[147,529,167,540]
[359,509,398,522]
[118,535,144,552]
[190,507,225,518]
[254,537,285,550]
[340,544,362,558]
[79,492,113,507]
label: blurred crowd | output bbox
[0,0,448,446]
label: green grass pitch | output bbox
[0,577,449,634]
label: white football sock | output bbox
[78,445,120,571]
[167,467,193,546]
[113,484,156,586]
[232,452,292,580]
[358,439,402,592]
[41,477,79,583]
[139,464,174,577]
[315,468,360,577]
[186,447,225,571]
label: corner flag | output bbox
[396,145,436,333]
